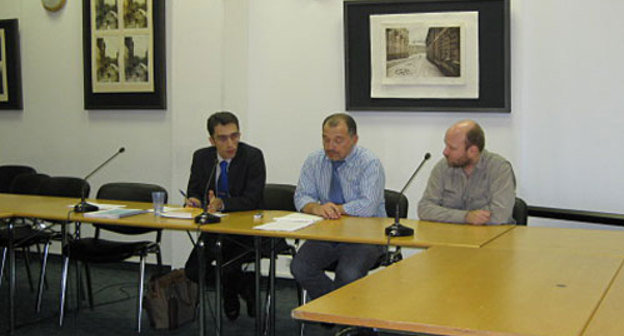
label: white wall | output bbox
[2,0,624,267]
[245,0,516,218]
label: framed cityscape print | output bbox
[344,0,510,112]
[82,0,166,109]
[0,19,23,110]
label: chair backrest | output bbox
[38,176,89,198]
[95,182,168,235]
[384,189,409,219]
[10,173,51,195]
[512,197,528,225]
[0,165,37,193]
[263,183,297,211]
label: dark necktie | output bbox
[217,160,229,199]
[329,161,345,204]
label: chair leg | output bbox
[137,255,146,333]
[34,243,49,290]
[0,247,6,287]
[23,247,35,292]
[299,289,308,336]
[59,255,70,326]
[75,260,82,311]
[156,246,163,272]
[36,241,51,313]
[84,263,94,309]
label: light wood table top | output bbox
[292,246,623,336]
[0,194,512,248]
[212,211,514,248]
[483,226,624,256]
[583,263,624,336]
[0,193,202,230]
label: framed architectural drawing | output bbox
[344,0,510,112]
[0,19,23,110]
[82,0,166,109]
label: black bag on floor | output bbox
[144,269,198,330]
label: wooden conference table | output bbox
[0,193,513,336]
[293,226,624,336]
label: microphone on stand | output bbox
[195,159,221,225]
[385,152,432,237]
[74,147,126,213]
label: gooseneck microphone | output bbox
[195,158,222,224]
[74,147,126,213]
[385,152,431,237]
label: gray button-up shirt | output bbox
[417,150,516,225]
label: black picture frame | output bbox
[82,0,166,110]
[344,0,510,112]
[0,19,23,110]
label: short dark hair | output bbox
[465,123,485,152]
[322,113,357,136]
[206,111,239,136]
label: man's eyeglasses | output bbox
[213,132,241,143]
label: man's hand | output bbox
[304,202,344,219]
[185,197,201,208]
[465,210,491,225]
[207,190,224,212]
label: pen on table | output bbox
[179,189,188,206]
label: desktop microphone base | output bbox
[195,212,221,225]
[385,222,414,237]
[73,201,99,213]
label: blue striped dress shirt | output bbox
[294,145,386,217]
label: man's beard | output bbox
[447,156,470,168]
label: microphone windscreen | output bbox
[119,147,126,153]
[424,152,431,160]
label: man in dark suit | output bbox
[184,111,266,321]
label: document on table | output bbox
[155,207,228,220]
[254,213,322,232]
[67,202,126,210]
[83,208,147,219]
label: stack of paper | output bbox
[254,213,322,232]
[83,208,147,219]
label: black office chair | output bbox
[59,182,167,333]
[298,189,407,336]
[262,183,299,261]
[9,173,51,195]
[258,184,300,332]
[0,165,36,193]
[38,176,89,199]
[0,173,54,312]
[2,174,52,276]
[513,197,528,225]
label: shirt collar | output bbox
[473,149,488,172]
[216,153,232,165]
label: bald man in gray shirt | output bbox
[418,120,516,225]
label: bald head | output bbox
[447,120,485,152]
[443,120,485,169]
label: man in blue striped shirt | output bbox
[291,113,386,304]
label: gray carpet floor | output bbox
[1,253,403,336]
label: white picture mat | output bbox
[370,11,479,99]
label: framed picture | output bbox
[344,0,510,112]
[82,0,166,109]
[0,19,23,110]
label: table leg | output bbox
[197,237,206,336]
[269,238,276,336]
[8,219,15,334]
[254,237,261,336]
[215,235,223,336]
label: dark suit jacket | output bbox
[186,142,266,212]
